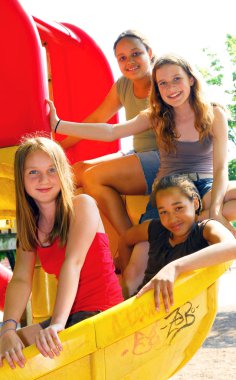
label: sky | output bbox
[19,0,235,154]
[19,0,235,80]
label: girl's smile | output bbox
[37,187,53,193]
[167,91,182,99]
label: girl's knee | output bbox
[73,161,92,187]
[81,167,102,192]
[82,164,115,190]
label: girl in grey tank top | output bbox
[117,54,236,290]
[138,54,236,239]
[48,53,236,283]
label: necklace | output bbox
[37,227,52,247]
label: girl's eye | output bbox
[29,170,39,175]
[48,167,57,174]
[159,210,166,215]
[132,51,142,57]
[159,81,166,87]
[173,76,181,82]
[175,206,183,212]
[118,56,126,62]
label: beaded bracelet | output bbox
[0,319,17,328]
[54,119,61,133]
[0,328,16,338]
[1,319,17,327]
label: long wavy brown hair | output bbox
[14,135,75,251]
[148,54,214,153]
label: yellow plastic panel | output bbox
[94,262,230,348]
[0,146,17,166]
[0,318,96,380]
[31,261,57,323]
[0,262,232,380]
[125,195,149,225]
[38,355,92,380]
[0,147,17,221]
[102,285,217,380]
[0,163,15,219]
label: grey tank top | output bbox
[116,76,157,152]
[157,137,213,179]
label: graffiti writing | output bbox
[161,301,199,343]
[132,323,161,355]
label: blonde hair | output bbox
[149,54,214,153]
[14,135,75,251]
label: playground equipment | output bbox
[0,264,12,311]
[0,0,119,310]
[0,261,232,380]
[0,1,232,378]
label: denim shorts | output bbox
[135,150,160,194]
[194,178,213,198]
[139,177,213,223]
[39,310,100,329]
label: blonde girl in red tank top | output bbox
[0,136,123,369]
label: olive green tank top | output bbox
[116,76,158,152]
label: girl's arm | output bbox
[35,194,103,356]
[0,249,36,368]
[60,83,122,149]
[210,106,234,234]
[47,99,150,142]
[118,221,151,271]
[137,220,235,312]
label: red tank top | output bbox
[37,233,123,313]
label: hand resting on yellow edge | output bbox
[136,240,236,313]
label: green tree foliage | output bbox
[199,35,236,179]
[200,49,224,86]
[228,159,236,180]
[225,35,236,143]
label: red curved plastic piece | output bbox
[1,1,119,164]
[34,18,120,163]
[0,0,50,147]
[0,264,12,311]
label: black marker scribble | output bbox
[161,302,199,343]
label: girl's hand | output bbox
[0,330,25,369]
[46,99,60,132]
[35,324,64,359]
[136,263,178,313]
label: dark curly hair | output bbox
[151,174,202,215]
[113,29,156,63]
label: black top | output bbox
[139,219,209,289]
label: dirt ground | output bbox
[171,264,236,380]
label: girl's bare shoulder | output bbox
[212,103,227,119]
[203,219,234,242]
[211,104,228,135]
[73,193,97,207]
